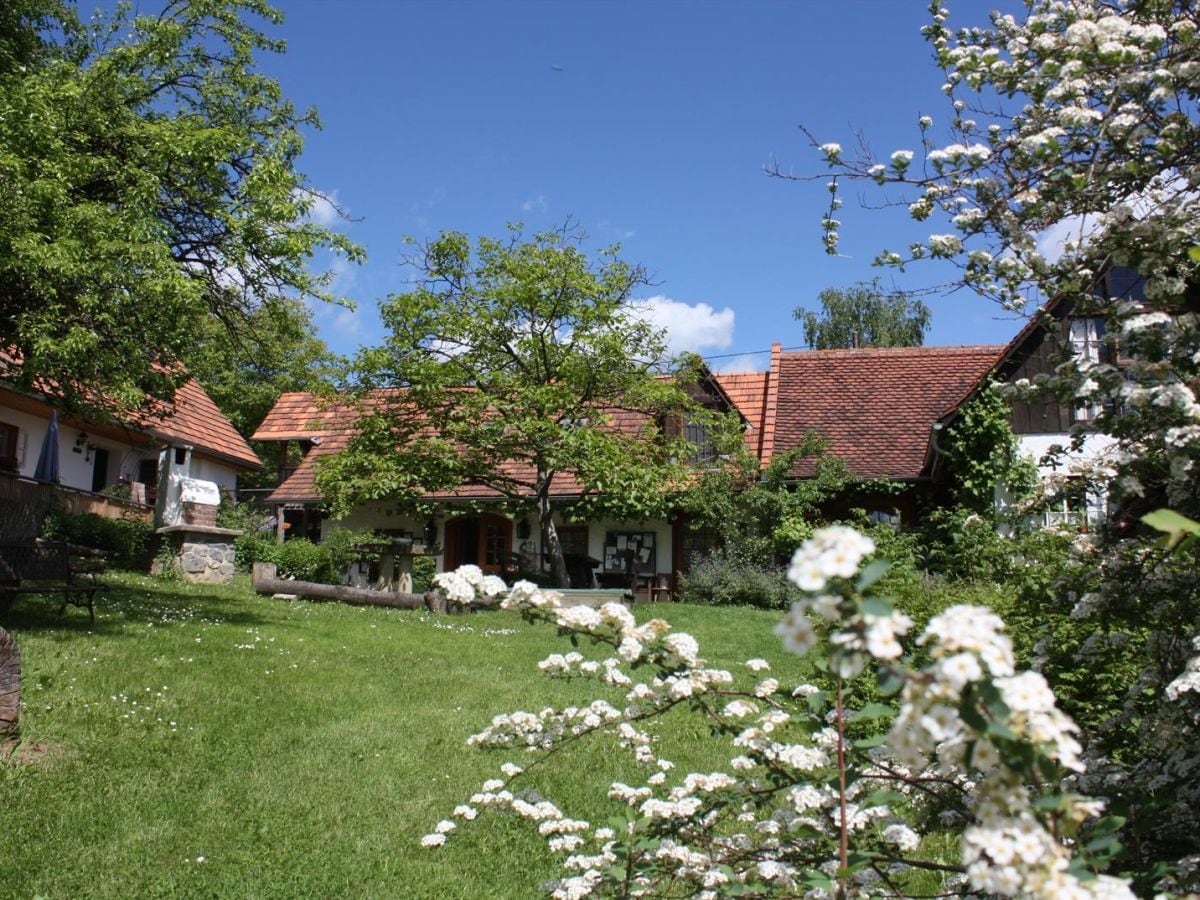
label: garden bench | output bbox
[0,540,106,623]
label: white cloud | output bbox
[521,193,548,213]
[300,188,343,226]
[1035,213,1098,262]
[712,353,768,374]
[628,295,735,356]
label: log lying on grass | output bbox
[0,626,19,738]
[251,563,430,611]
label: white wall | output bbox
[996,431,1116,527]
[1,401,241,496]
[319,503,675,577]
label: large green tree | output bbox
[318,225,711,588]
[0,0,361,417]
[793,278,931,349]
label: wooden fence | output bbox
[0,472,151,542]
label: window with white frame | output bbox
[1044,477,1106,530]
[1069,316,1105,422]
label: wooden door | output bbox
[444,515,512,573]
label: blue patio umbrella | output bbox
[33,410,60,483]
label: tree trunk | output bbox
[536,481,570,589]
[0,626,19,739]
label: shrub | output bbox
[411,555,436,594]
[273,538,335,583]
[40,510,156,570]
[233,531,278,570]
[234,528,384,585]
[678,550,798,610]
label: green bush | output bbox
[234,532,279,570]
[234,528,385,585]
[411,555,437,594]
[274,538,336,583]
[40,510,157,570]
[678,551,798,610]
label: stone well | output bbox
[157,524,242,585]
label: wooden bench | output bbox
[0,541,105,623]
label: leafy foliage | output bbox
[40,509,156,569]
[785,2,1200,886]
[677,551,798,610]
[318,224,711,586]
[181,298,344,445]
[938,384,1038,516]
[233,530,381,584]
[0,0,361,418]
[680,431,851,566]
[794,277,931,349]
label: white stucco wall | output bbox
[1,402,242,497]
[996,431,1117,527]
[318,503,675,578]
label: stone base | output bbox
[157,525,242,585]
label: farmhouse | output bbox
[0,351,261,535]
[251,344,1003,594]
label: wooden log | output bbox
[0,626,19,738]
[251,563,426,610]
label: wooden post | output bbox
[0,626,19,739]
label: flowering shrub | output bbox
[424,528,1133,898]
[433,564,509,611]
[772,2,1200,884]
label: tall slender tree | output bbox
[794,278,931,349]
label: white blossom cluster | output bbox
[777,527,911,678]
[418,527,1134,897]
[433,564,508,608]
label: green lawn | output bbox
[1,574,809,899]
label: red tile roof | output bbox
[766,344,1003,479]
[255,390,678,504]
[139,379,262,469]
[713,371,769,455]
[0,348,260,469]
[256,344,1004,502]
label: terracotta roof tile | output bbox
[770,345,1002,479]
[713,371,769,455]
[260,391,661,505]
[0,347,260,469]
[261,345,1004,502]
[138,380,262,469]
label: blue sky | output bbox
[260,0,1023,371]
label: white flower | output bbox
[883,823,921,852]
[420,833,447,848]
[820,142,842,161]
[891,149,914,168]
[744,658,770,672]
[775,604,816,656]
[663,633,700,667]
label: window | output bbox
[1068,317,1105,423]
[867,508,901,528]
[557,525,589,559]
[0,421,19,468]
[1044,478,1105,530]
[684,419,716,464]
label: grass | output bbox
[0,573,814,899]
